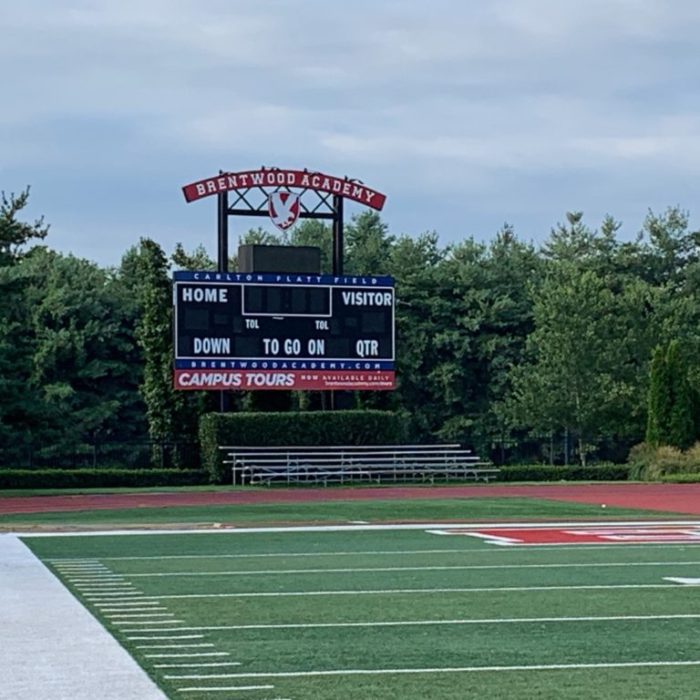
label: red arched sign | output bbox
[182,168,386,210]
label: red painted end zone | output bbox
[433,524,700,546]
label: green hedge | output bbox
[498,464,630,482]
[200,410,408,483]
[660,472,700,483]
[0,468,208,489]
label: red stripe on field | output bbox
[467,525,700,545]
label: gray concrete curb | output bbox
[0,533,167,700]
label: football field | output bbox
[23,521,700,699]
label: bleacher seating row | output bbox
[220,444,499,486]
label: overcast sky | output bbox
[4,0,700,267]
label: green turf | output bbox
[23,527,700,699]
[0,497,679,529]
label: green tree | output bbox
[382,232,446,436]
[0,188,50,463]
[131,239,183,459]
[171,243,215,270]
[345,212,395,275]
[507,263,652,465]
[646,345,671,446]
[0,187,49,266]
[289,219,332,272]
[666,341,695,449]
[21,249,146,456]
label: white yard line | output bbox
[121,613,700,634]
[18,519,700,538]
[43,543,700,563]
[49,548,487,561]
[0,534,166,700]
[122,560,700,577]
[133,583,678,601]
[163,659,700,680]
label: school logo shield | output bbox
[268,192,301,231]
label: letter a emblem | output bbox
[268,192,300,231]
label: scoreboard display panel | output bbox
[173,271,395,391]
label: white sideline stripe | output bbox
[145,653,230,659]
[129,635,205,641]
[155,662,240,668]
[22,519,700,538]
[123,561,700,577]
[138,644,214,649]
[163,659,700,680]
[138,583,678,600]
[132,613,700,633]
[176,686,273,693]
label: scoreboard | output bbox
[173,271,395,391]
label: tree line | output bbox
[2,187,700,467]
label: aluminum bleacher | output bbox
[220,444,499,486]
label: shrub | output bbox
[625,440,700,480]
[498,464,630,482]
[200,410,408,483]
[0,468,208,489]
[626,442,656,480]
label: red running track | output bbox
[1,483,699,516]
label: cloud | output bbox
[3,1,700,264]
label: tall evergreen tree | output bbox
[0,189,50,463]
[646,345,671,446]
[666,341,695,450]
[131,239,183,461]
